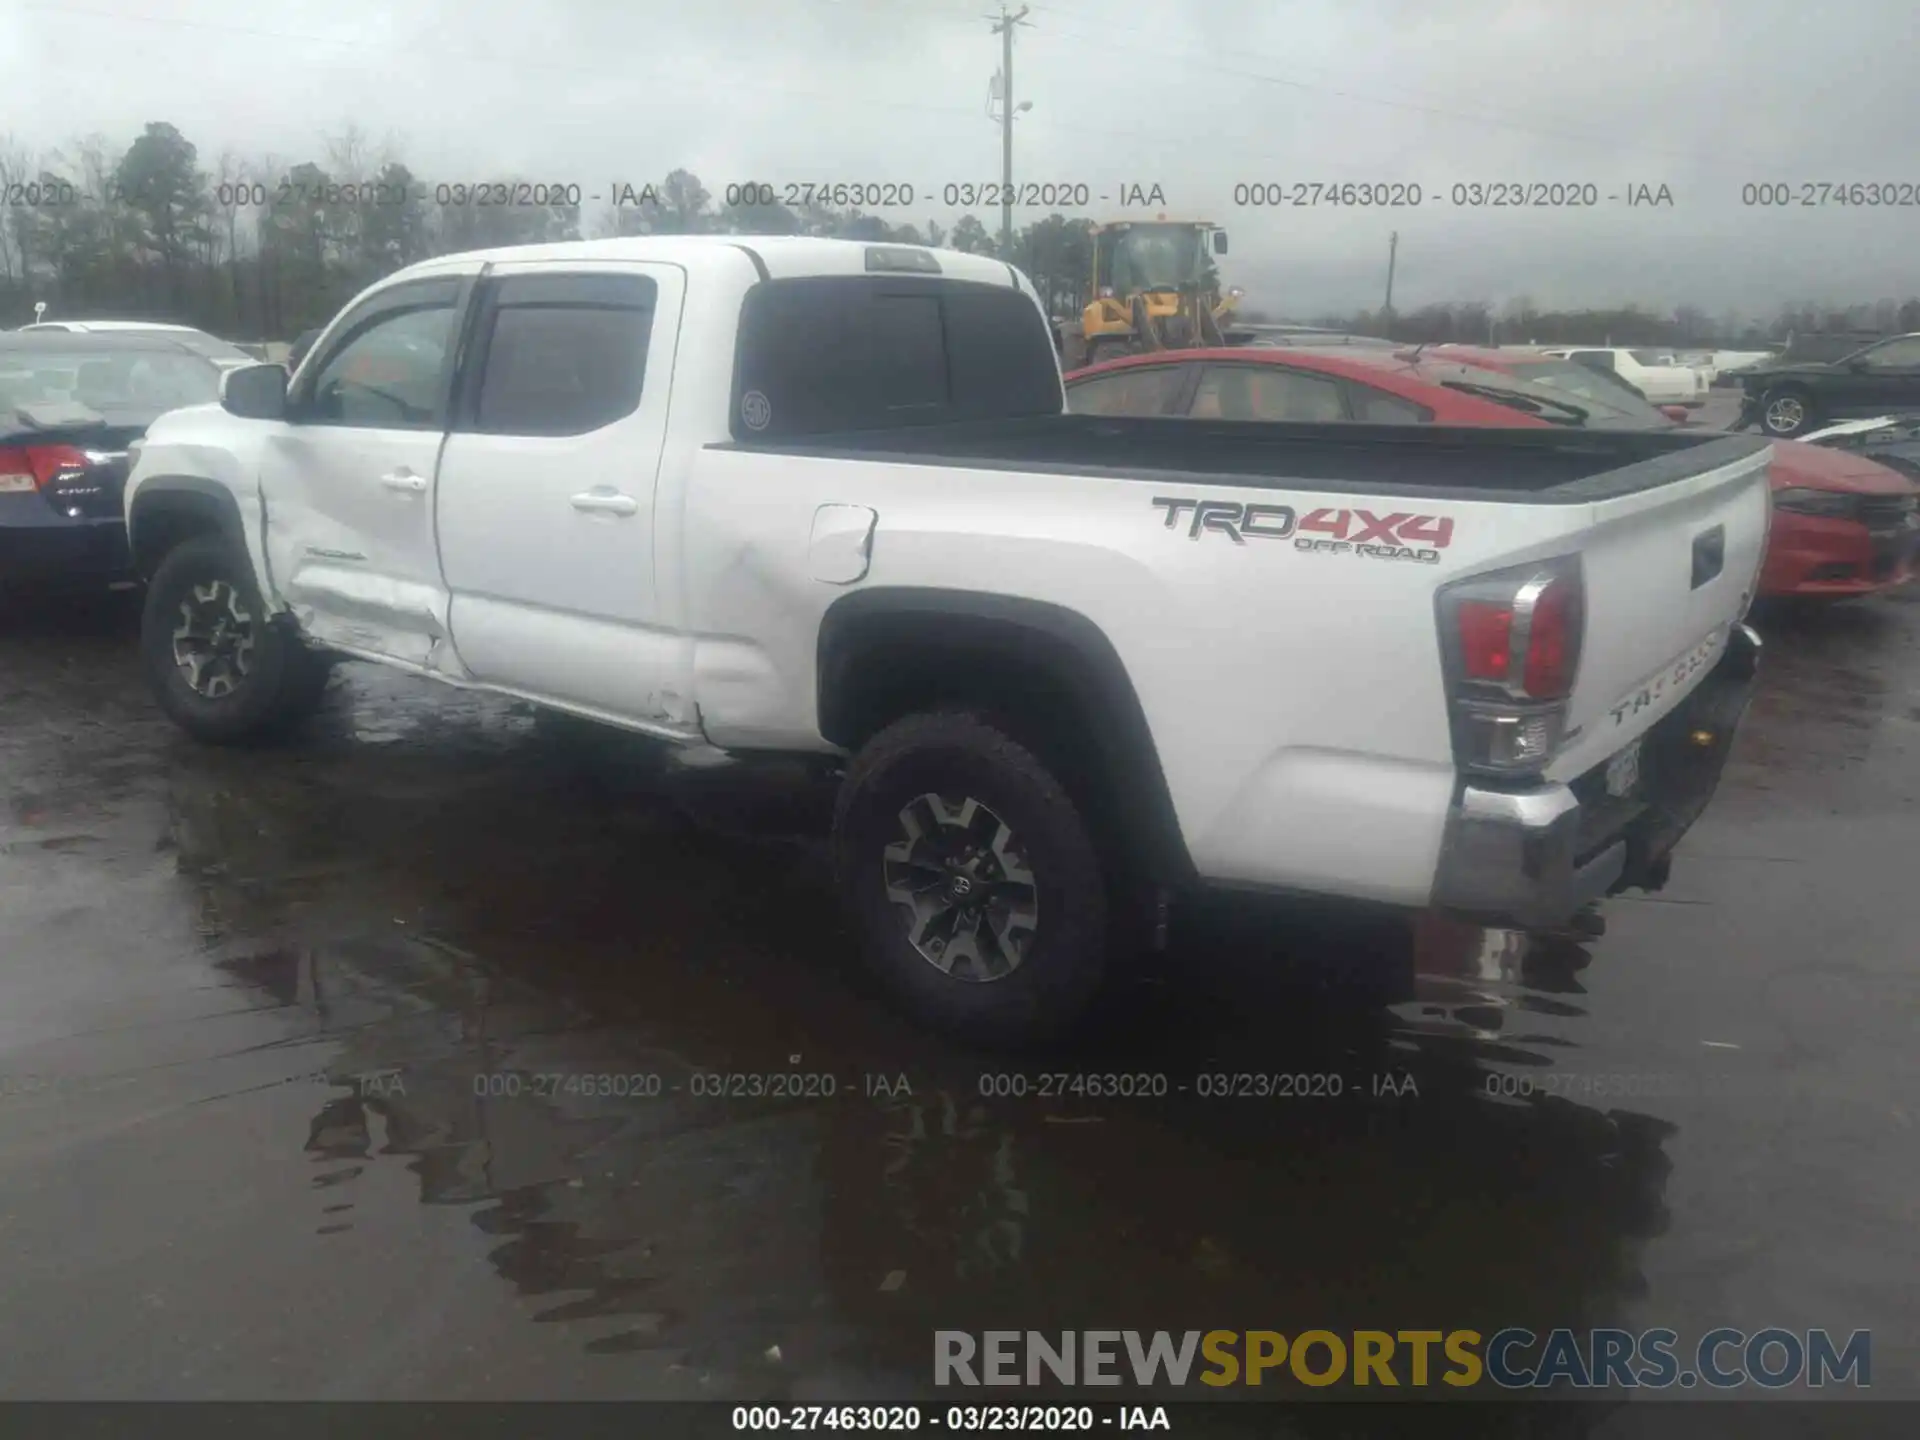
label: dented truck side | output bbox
[125,235,1770,1043]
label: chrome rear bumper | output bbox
[1431,624,1761,929]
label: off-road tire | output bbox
[140,535,331,745]
[832,711,1109,1048]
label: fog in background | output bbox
[1,0,1913,316]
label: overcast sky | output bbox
[2,0,1915,315]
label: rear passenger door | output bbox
[435,262,693,731]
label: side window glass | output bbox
[1348,384,1431,423]
[1066,366,1184,416]
[1858,337,1920,369]
[307,304,456,429]
[1192,366,1347,422]
[473,298,655,436]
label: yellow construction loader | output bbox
[1058,218,1251,370]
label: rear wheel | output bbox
[140,535,331,745]
[1084,337,1134,368]
[832,711,1109,1047]
[1760,385,1816,437]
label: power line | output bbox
[15,3,993,122]
[1012,12,1760,166]
[21,0,1773,175]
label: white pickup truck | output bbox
[123,236,1768,1044]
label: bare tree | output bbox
[0,133,37,286]
[323,124,374,268]
[210,150,255,332]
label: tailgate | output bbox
[1547,437,1771,783]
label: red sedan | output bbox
[1064,345,1920,599]
[1063,343,1579,428]
[1424,346,1920,599]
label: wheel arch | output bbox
[817,587,1195,884]
[127,477,249,580]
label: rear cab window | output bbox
[729,275,1063,440]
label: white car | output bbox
[1538,347,1709,407]
[17,320,253,368]
[121,236,1769,1042]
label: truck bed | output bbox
[721,415,1769,504]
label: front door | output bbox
[259,271,477,667]
[433,262,691,731]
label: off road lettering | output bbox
[1356,543,1441,564]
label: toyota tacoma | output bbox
[123,236,1769,1044]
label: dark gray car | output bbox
[1733,332,1920,438]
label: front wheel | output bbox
[139,535,331,745]
[1760,386,1816,437]
[832,712,1109,1047]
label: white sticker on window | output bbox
[741,390,772,431]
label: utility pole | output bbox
[1382,231,1398,338]
[988,5,1031,258]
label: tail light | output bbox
[1436,558,1585,778]
[0,443,91,494]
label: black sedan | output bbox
[0,332,223,594]
[1733,332,1920,437]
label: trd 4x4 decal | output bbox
[1151,498,1455,563]
[1151,497,1297,542]
[1293,506,1454,564]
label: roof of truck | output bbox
[395,235,1027,288]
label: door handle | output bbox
[379,470,428,493]
[569,489,639,516]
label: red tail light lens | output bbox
[1438,557,1585,777]
[1450,576,1579,700]
[1521,577,1576,699]
[1456,600,1514,681]
[0,443,91,492]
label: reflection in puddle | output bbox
[144,676,1689,1398]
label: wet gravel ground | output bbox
[1,570,1916,1422]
